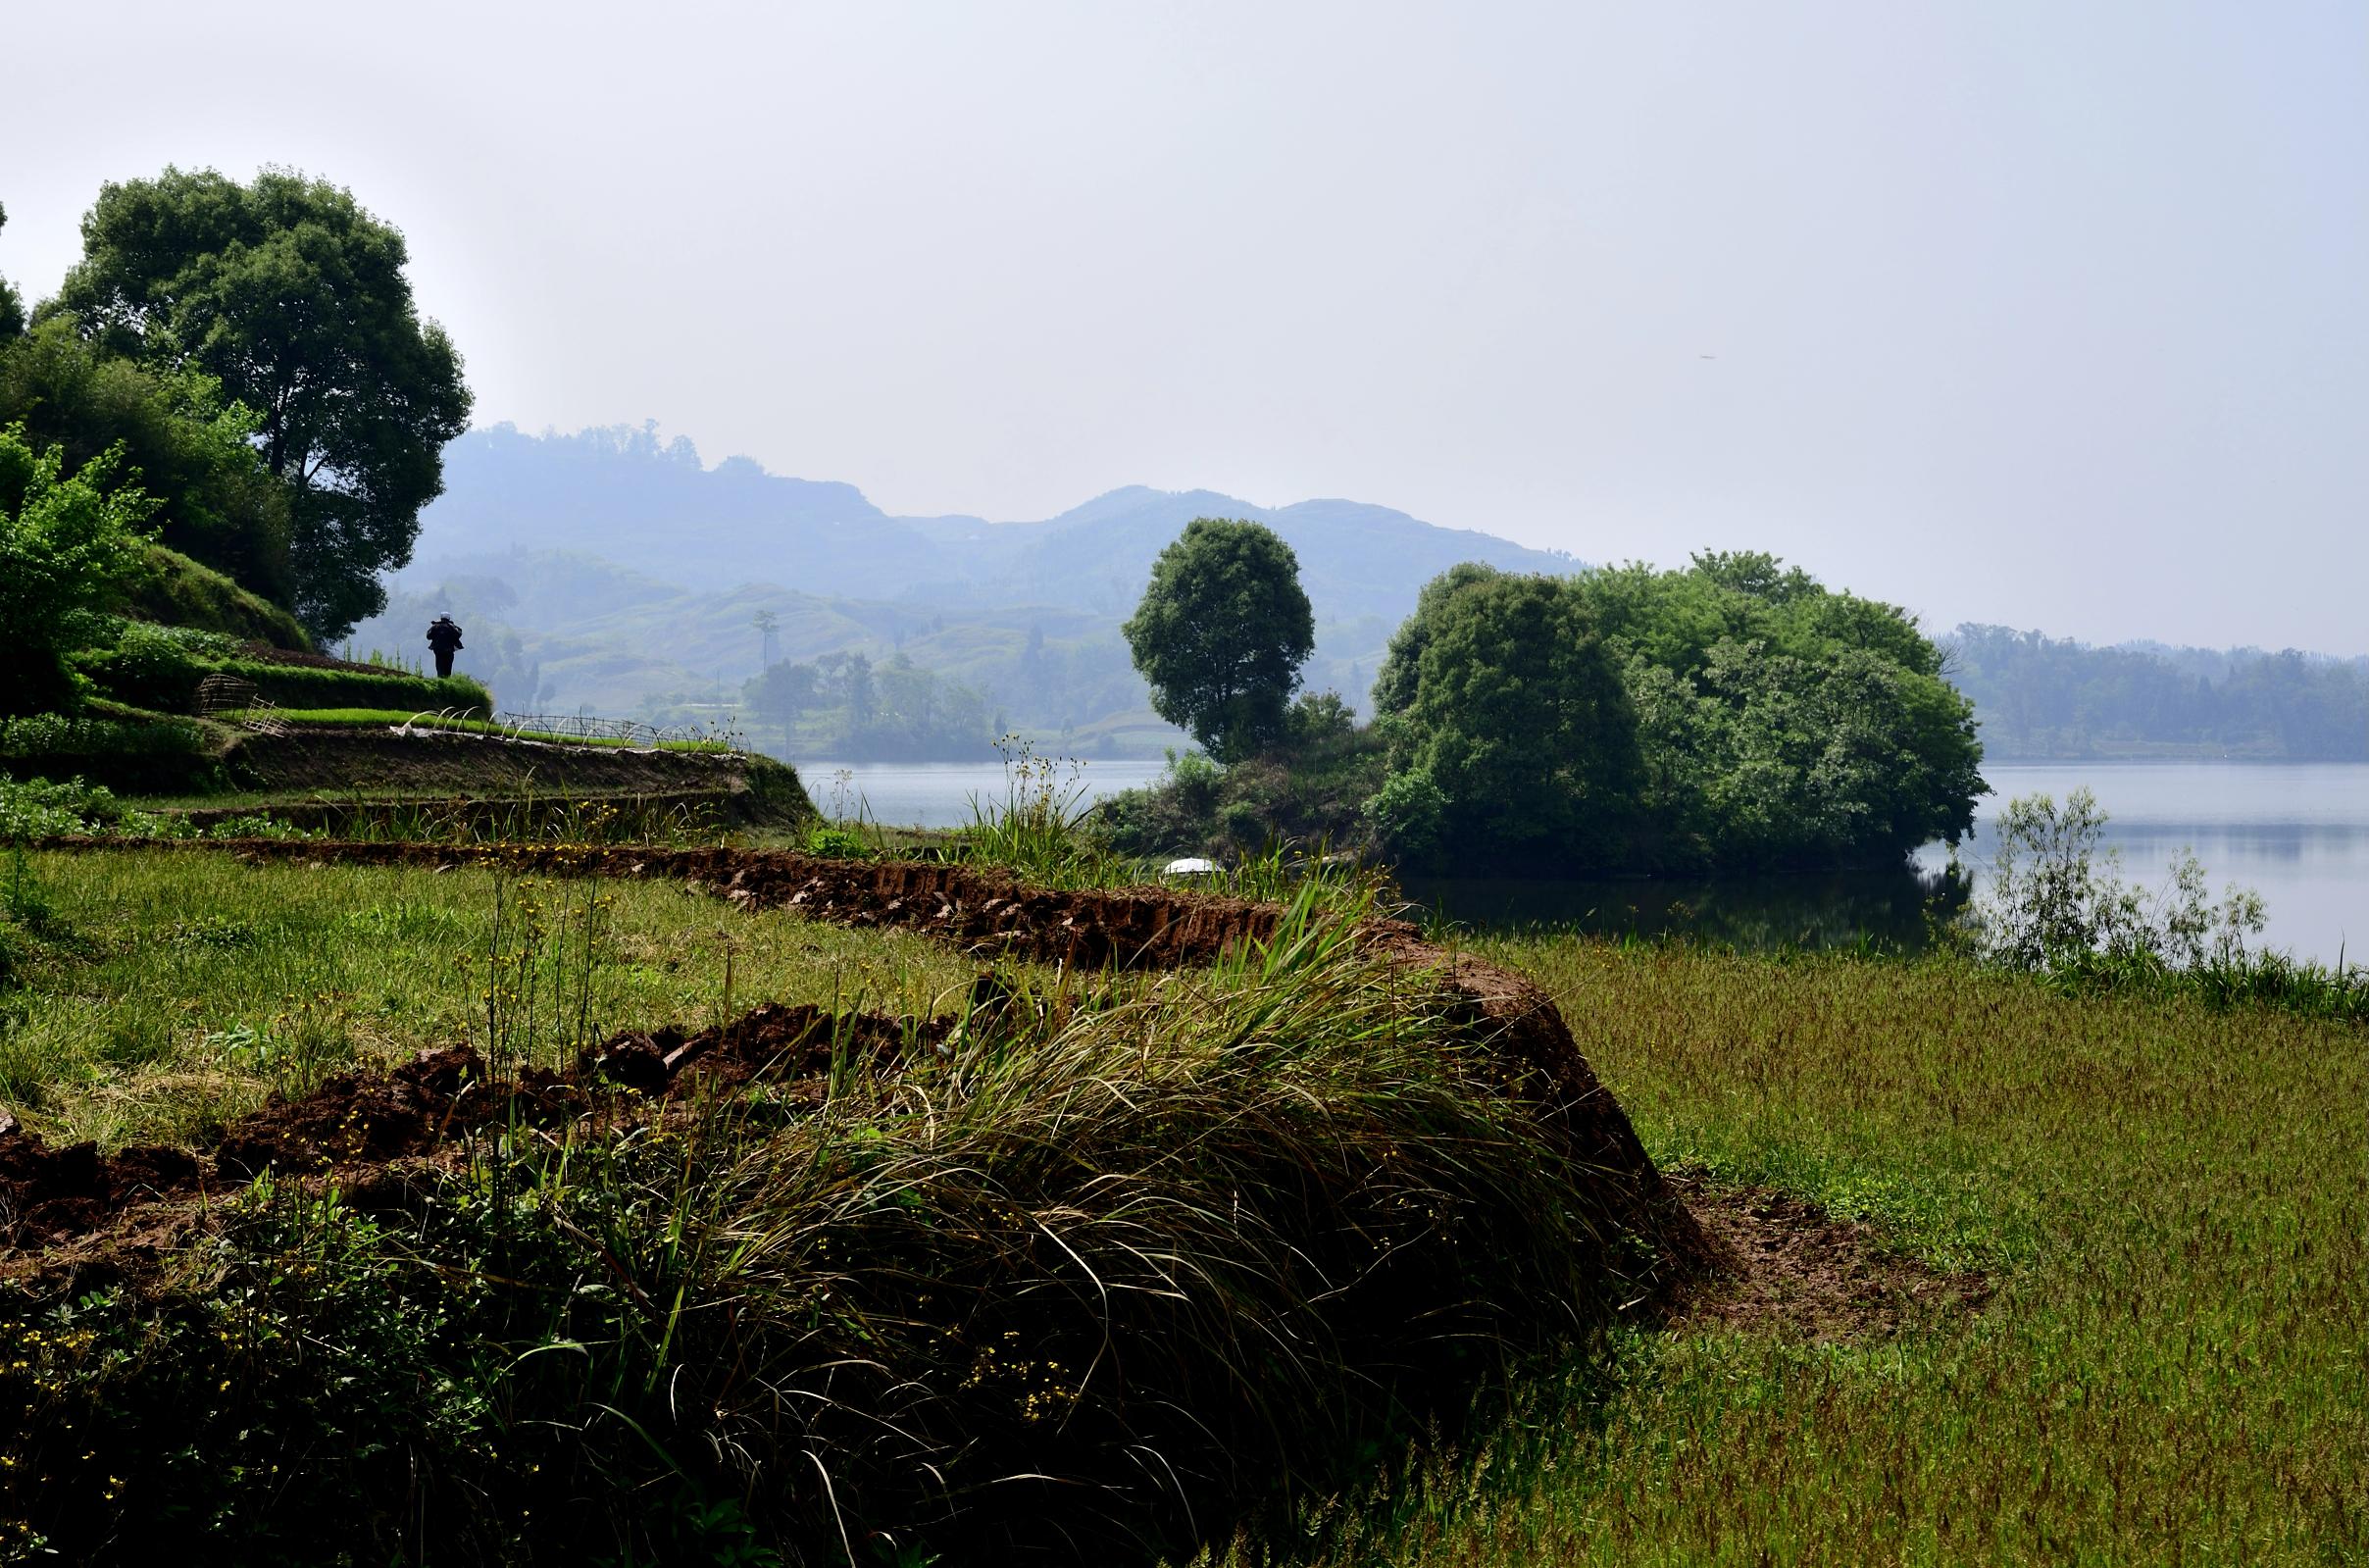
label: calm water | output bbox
[802,758,2366,964]
[1417,763,2365,963]
[797,758,1171,830]
[1925,762,2366,965]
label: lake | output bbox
[799,757,2366,965]
[1416,763,2366,964]
[796,757,1171,831]
[1928,762,2365,965]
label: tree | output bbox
[1375,571,1639,865]
[752,608,780,670]
[49,167,471,640]
[0,426,155,714]
[0,201,24,340]
[1370,561,1504,718]
[743,658,819,749]
[0,317,294,604]
[1122,518,1315,762]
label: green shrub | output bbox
[0,774,173,838]
[801,822,878,858]
[218,660,490,713]
[69,619,230,709]
[0,425,157,716]
[0,712,215,792]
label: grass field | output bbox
[1251,936,2367,1567]
[3,847,2360,1562]
[1,848,983,1148]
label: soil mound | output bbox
[12,840,1706,1276]
[0,1003,943,1252]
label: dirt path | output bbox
[1662,1171,1992,1340]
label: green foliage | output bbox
[1946,623,2369,760]
[1361,767,1447,859]
[1369,552,1982,873]
[800,822,879,859]
[67,619,228,710]
[0,710,215,792]
[1381,571,1640,866]
[1123,517,1316,762]
[0,774,170,840]
[0,426,156,715]
[50,166,473,640]
[1099,693,1387,860]
[1968,787,2269,973]
[0,201,21,341]
[108,541,310,649]
[0,317,295,604]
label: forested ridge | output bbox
[1944,624,2369,760]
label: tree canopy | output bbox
[1367,552,1984,871]
[1943,624,2369,761]
[1378,570,1640,863]
[0,318,293,605]
[0,426,155,714]
[1122,518,1315,763]
[49,167,471,640]
[0,202,24,340]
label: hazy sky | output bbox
[4,2,2362,651]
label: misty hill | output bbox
[1942,625,2369,761]
[413,424,1578,623]
[356,546,1392,754]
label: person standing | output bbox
[426,615,465,679]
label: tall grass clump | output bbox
[956,733,1111,884]
[1962,787,2369,1023]
[2,891,1654,1564]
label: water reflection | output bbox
[1404,764,2364,963]
[1398,863,1969,952]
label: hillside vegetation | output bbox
[1944,623,2369,759]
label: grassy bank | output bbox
[244,710,733,751]
[1249,937,2366,1566]
[0,848,981,1148]
[4,839,2359,1562]
[0,852,1656,1564]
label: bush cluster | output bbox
[0,713,214,791]
[1108,551,1983,875]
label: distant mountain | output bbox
[413,424,1580,625]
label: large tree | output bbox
[49,167,471,640]
[1123,518,1316,763]
[1377,570,1641,866]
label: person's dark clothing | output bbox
[426,618,464,680]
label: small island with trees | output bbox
[1101,516,1984,875]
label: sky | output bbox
[3,1,2363,653]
